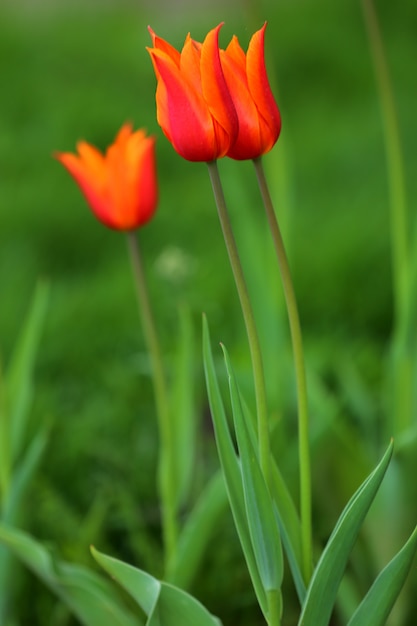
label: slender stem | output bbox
[207,161,271,490]
[361,0,411,437]
[253,157,312,583]
[126,231,177,568]
[267,589,282,626]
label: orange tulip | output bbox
[147,24,238,162]
[220,23,281,160]
[55,124,158,230]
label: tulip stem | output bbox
[207,161,271,490]
[126,231,177,570]
[253,157,312,584]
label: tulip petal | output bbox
[200,24,238,153]
[148,47,218,161]
[221,46,262,160]
[56,126,158,230]
[246,23,281,149]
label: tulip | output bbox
[55,124,158,230]
[147,24,238,162]
[220,23,281,160]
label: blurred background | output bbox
[0,0,416,624]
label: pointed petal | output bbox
[200,23,238,154]
[246,23,281,150]
[221,48,262,160]
[148,47,217,161]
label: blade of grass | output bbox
[223,344,283,624]
[171,306,196,511]
[222,345,283,593]
[6,281,49,464]
[299,440,393,626]
[165,469,228,589]
[91,547,222,626]
[0,524,139,626]
[202,315,267,617]
[347,525,417,626]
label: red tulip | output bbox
[147,24,238,162]
[220,23,281,160]
[55,124,158,230]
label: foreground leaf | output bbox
[0,524,139,626]
[241,392,305,602]
[202,315,267,616]
[299,440,393,626]
[347,525,417,626]
[222,345,283,595]
[92,547,222,626]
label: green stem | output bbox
[207,161,271,490]
[126,231,177,568]
[361,0,410,435]
[267,589,282,626]
[253,157,312,584]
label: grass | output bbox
[0,0,416,624]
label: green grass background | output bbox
[0,0,416,624]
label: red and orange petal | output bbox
[56,126,158,230]
[246,24,281,145]
[200,24,238,149]
[149,47,221,161]
[220,48,263,160]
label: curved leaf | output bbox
[299,440,393,626]
[347,525,417,626]
[202,315,267,616]
[92,547,222,626]
[222,344,283,594]
[166,469,228,589]
[0,524,138,626]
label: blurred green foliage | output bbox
[0,0,416,624]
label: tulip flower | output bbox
[55,124,158,230]
[147,24,238,162]
[220,23,281,160]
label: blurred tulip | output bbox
[221,23,281,160]
[147,24,238,162]
[55,124,158,230]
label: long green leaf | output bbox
[2,427,49,524]
[202,315,267,616]
[299,440,393,626]
[166,469,228,589]
[222,345,283,594]
[92,547,222,626]
[0,524,138,626]
[270,461,305,602]
[171,306,196,509]
[241,395,305,602]
[6,281,49,464]
[347,525,417,626]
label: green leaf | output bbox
[0,524,139,626]
[222,344,283,593]
[270,461,305,602]
[166,469,228,589]
[91,547,222,626]
[202,315,267,616]
[347,525,417,626]
[171,306,196,509]
[2,427,49,524]
[299,440,394,626]
[240,394,305,602]
[6,281,49,464]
